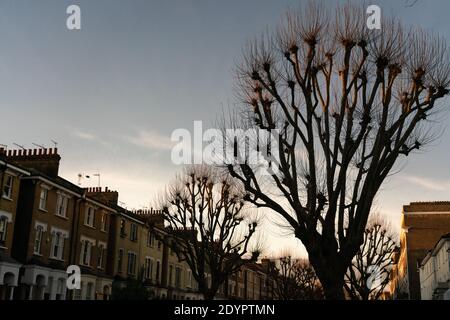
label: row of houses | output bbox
[389,202,450,300]
[0,147,275,300]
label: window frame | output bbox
[50,232,64,260]
[100,212,107,232]
[0,216,8,242]
[33,226,44,254]
[147,231,155,247]
[127,251,137,276]
[97,244,105,269]
[2,174,13,200]
[39,188,48,211]
[144,257,153,280]
[130,223,138,241]
[56,193,69,218]
[80,240,93,266]
[84,206,95,227]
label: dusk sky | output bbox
[1,0,450,256]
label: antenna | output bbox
[13,143,25,150]
[51,140,58,148]
[77,173,92,186]
[77,172,100,187]
[32,143,46,149]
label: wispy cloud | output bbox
[72,129,112,148]
[400,175,450,192]
[73,130,96,141]
[127,129,175,151]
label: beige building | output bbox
[0,150,29,300]
[70,188,116,300]
[419,233,450,300]
[390,202,450,299]
[5,148,116,300]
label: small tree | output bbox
[345,217,398,300]
[226,2,449,298]
[111,269,150,300]
[270,256,322,300]
[158,166,259,299]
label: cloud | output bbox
[71,130,112,148]
[400,175,450,192]
[127,129,175,151]
[73,130,96,141]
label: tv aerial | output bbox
[13,143,25,150]
[32,143,45,149]
[77,172,101,187]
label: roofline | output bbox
[21,175,117,212]
[22,175,81,197]
[420,235,450,267]
[0,159,30,176]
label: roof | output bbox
[23,168,118,212]
[403,201,450,213]
[0,157,30,176]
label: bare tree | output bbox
[344,216,398,300]
[156,166,259,299]
[225,2,450,299]
[270,256,322,300]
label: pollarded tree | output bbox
[344,217,398,300]
[157,166,259,299]
[226,2,450,299]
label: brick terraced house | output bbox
[0,147,276,300]
[0,148,29,300]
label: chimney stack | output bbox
[6,148,61,177]
[85,187,119,206]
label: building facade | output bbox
[419,233,450,300]
[0,149,29,300]
[390,202,450,300]
[0,147,274,301]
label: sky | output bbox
[1,0,450,257]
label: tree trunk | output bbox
[308,250,348,300]
[320,277,346,300]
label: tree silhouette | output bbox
[157,166,259,299]
[225,2,449,299]
[344,217,398,300]
[269,256,323,300]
